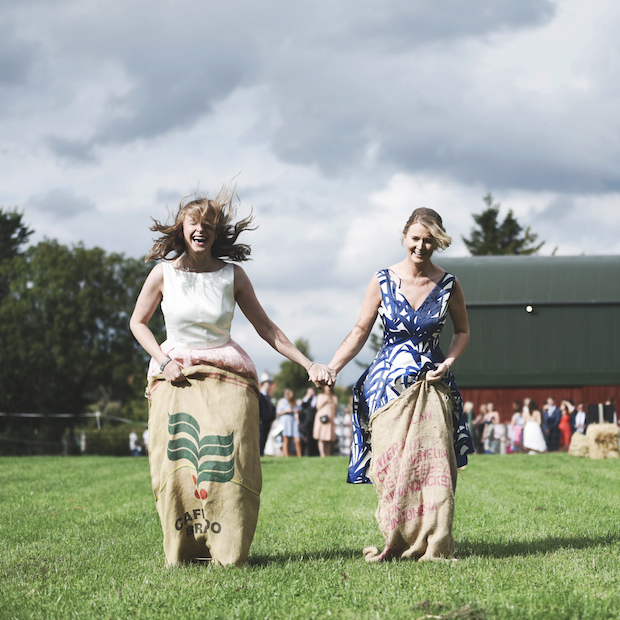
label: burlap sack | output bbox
[148,365,261,567]
[586,423,620,460]
[364,378,457,563]
[568,432,589,457]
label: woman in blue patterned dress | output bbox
[328,208,474,483]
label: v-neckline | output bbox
[386,269,447,313]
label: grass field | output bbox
[1,453,619,619]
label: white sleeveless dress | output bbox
[147,263,256,380]
[522,416,547,453]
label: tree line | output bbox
[0,209,165,453]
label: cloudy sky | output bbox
[2,0,619,384]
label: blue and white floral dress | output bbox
[347,269,474,484]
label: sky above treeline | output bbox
[2,0,619,384]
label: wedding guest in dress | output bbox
[522,400,547,454]
[276,388,302,457]
[313,385,338,457]
[483,403,500,454]
[486,402,500,423]
[559,400,574,449]
[510,400,523,452]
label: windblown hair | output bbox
[402,207,452,251]
[145,185,256,263]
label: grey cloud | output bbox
[97,47,254,146]
[47,136,96,163]
[155,189,183,206]
[267,48,620,193]
[26,188,96,218]
[41,2,261,158]
[379,130,617,193]
[531,197,620,256]
[345,0,556,51]
[7,0,618,195]
[0,24,38,86]
[536,197,577,222]
[39,0,553,155]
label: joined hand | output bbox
[308,363,337,387]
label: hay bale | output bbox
[586,423,620,460]
[568,432,589,457]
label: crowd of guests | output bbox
[258,382,618,458]
[258,373,349,457]
[470,397,616,455]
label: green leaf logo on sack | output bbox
[167,412,235,499]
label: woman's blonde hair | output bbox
[402,207,451,251]
[145,185,256,263]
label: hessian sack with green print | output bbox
[148,365,261,567]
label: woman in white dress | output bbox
[130,185,334,565]
[522,399,547,454]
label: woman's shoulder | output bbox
[372,268,390,281]
[376,266,402,288]
[429,264,454,283]
[232,263,250,284]
[146,262,165,282]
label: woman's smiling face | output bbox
[404,222,435,266]
[182,214,214,255]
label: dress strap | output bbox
[375,269,389,284]
[375,269,398,307]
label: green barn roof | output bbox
[438,255,620,305]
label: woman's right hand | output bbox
[426,362,449,383]
[308,363,336,387]
[163,360,186,383]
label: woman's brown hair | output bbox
[145,184,256,262]
[402,207,451,251]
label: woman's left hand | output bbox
[308,363,336,387]
[426,362,450,383]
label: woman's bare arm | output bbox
[129,264,185,383]
[234,265,334,385]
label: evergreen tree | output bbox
[462,194,544,256]
[0,208,32,263]
[0,208,33,299]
